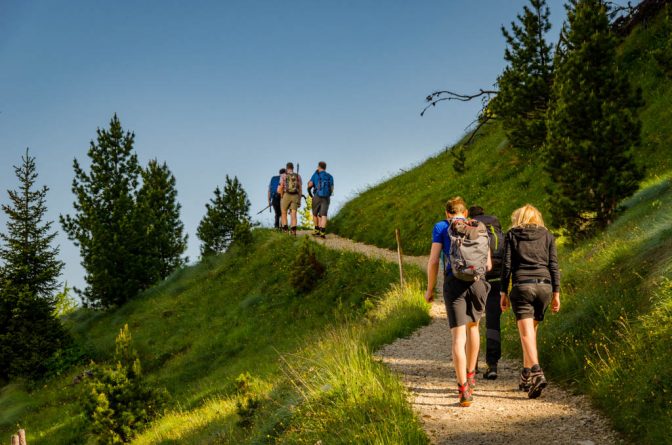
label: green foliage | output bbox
[450,144,468,173]
[0,149,69,380]
[290,237,325,294]
[136,160,188,284]
[299,195,315,229]
[53,282,78,318]
[539,175,672,443]
[651,6,672,77]
[197,175,252,256]
[545,0,643,237]
[0,231,428,444]
[86,324,167,444]
[60,115,145,308]
[490,0,553,152]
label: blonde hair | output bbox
[445,196,467,215]
[511,204,545,228]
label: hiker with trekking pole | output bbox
[500,204,561,399]
[424,197,492,407]
[469,205,505,380]
[307,161,334,239]
[277,162,303,236]
[266,168,285,229]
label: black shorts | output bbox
[509,283,552,321]
[443,275,490,328]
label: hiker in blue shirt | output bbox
[307,161,334,239]
[425,196,491,408]
[268,168,285,229]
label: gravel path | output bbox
[306,232,623,445]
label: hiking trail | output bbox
[309,232,623,445]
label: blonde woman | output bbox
[500,204,560,399]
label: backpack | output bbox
[269,175,281,199]
[472,214,504,277]
[315,172,333,198]
[285,172,299,194]
[448,219,490,282]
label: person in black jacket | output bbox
[469,206,504,380]
[500,204,561,399]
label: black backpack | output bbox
[472,214,504,277]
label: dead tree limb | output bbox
[420,89,498,116]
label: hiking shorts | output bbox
[443,275,490,328]
[509,283,552,321]
[281,193,300,212]
[312,196,330,217]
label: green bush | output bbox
[86,324,167,444]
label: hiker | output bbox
[500,204,560,399]
[307,161,334,239]
[425,197,492,407]
[268,168,285,229]
[469,205,505,380]
[277,162,302,235]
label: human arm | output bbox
[486,249,492,272]
[277,174,284,196]
[425,242,442,303]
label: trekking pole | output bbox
[256,204,271,215]
[395,228,405,287]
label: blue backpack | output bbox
[269,175,281,199]
[315,172,333,198]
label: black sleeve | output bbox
[500,231,513,292]
[548,232,560,292]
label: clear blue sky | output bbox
[0,0,605,293]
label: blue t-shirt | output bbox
[432,217,467,274]
[310,171,334,197]
[269,175,281,198]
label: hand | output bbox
[500,293,510,312]
[551,292,560,313]
[424,289,434,303]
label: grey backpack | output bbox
[448,219,489,281]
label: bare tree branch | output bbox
[420,89,498,116]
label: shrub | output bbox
[289,238,325,294]
[85,324,167,444]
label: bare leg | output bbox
[320,215,328,229]
[281,207,288,227]
[517,318,539,368]
[290,209,298,228]
[452,325,467,384]
[466,321,480,372]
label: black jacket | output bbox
[500,225,560,292]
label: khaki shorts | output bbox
[281,193,300,211]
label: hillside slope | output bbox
[332,10,672,444]
[0,231,430,444]
[331,11,672,255]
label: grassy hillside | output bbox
[331,11,672,256]
[0,231,430,444]
[332,10,672,445]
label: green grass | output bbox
[0,231,430,444]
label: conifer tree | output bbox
[136,160,188,284]
[60,115,144,308]
[490,0,553,152]
[197,175,252,256]
[545,0,643,236]
[0,149,68,379]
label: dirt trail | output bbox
[308,232,623,445]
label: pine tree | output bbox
[136,160,188,284]
[0,149,68,379]
[60,114,145,308]
[490,0,553,152]
[197,175,252,256]
[545,0,643,236]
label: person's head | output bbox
[318,161,327,171]
[286,162,294,172]
[279,168,286,175]
[445,196,468,219]
[469,205,484,217]
[511,204,545,228]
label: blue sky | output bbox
[0,0,586,293]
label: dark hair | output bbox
[318,161,327,170]
[279,168,286,175]
[445,196,467,215]
[469,206,484,217]
[286,162,294,170]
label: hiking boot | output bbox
[458,383,473,407]
[467,369,477,389]
[290,226,297,236]
[527,365,547,399]
[483,364,498,380]
[519,367,531,391]
[282,225,289,233]
[312,227,320,236]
